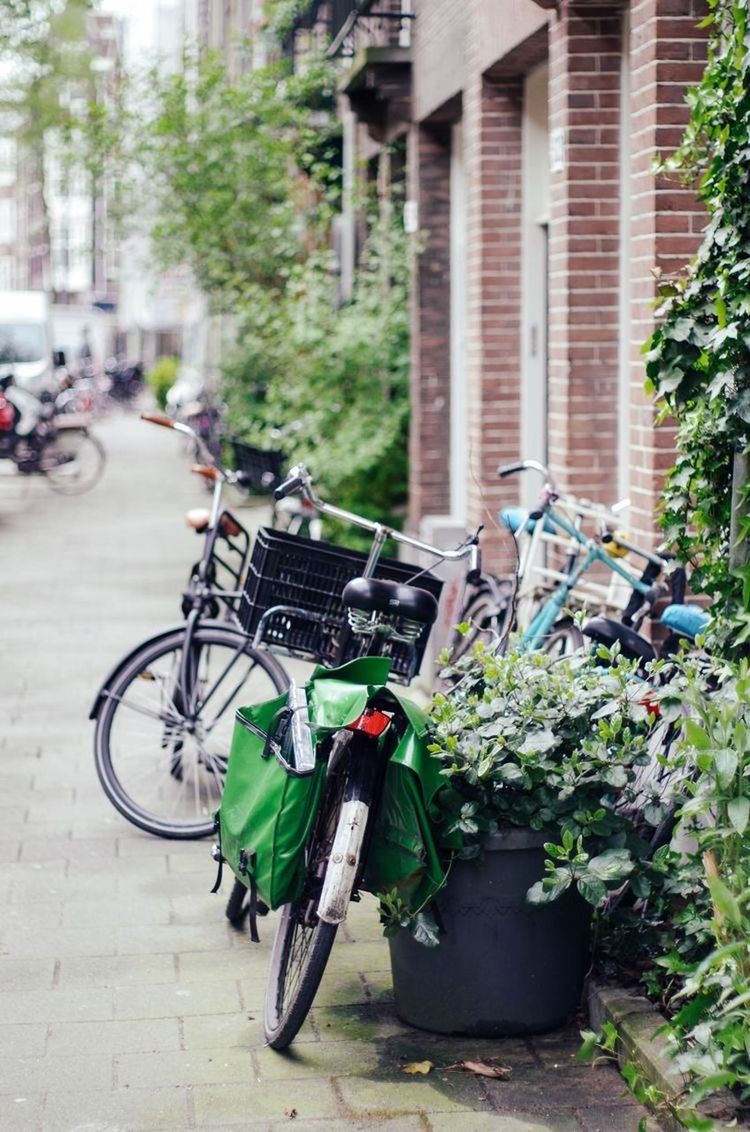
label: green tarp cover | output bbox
[218,656,452,914]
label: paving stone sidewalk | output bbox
[0,413,654,1131]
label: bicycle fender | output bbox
[317,798,370,925]
[88,620,231,719]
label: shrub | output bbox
[146,356,179,410]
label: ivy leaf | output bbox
[713,747,738,788]
[410,911,441,949]
[706,874,742,929]
[577,876,608,906]
[587,848,634,882]
[527,869,572,904]
[727,795,749,835]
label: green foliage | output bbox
[591,655,750,1123]
[264,0,310,40]
[427,645,661,908]
[221,207,411,539]
[644,0,750,645]
[0,0,93,220]
[146,356,179,410]
[132,53,340,306]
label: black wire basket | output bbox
[239,527,443,684]
[231,440,286,494]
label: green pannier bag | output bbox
[215,658,459,942]
[216,691,325,930]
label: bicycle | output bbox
[220,461,482,1049]
[448,461,633,662]
[451,459,678,663]
[0,374,106,495]
[89,412,290,839]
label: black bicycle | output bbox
[219,462,481,1048]
[89,412,289,839]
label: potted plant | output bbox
[386,642,662,1037]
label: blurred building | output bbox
[283,0,708,554]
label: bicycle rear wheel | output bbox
[42,430,105,495]
[264,736,373,1049]
[539,619,584,658]
[93,624,289,838]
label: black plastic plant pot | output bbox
[388,829,592,1037]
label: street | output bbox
[0,412,650,1131]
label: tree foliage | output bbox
[0,0,92,148]
[222,206,411,536]
[645,0,750,647]
[133,53,340,306]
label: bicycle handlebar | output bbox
[276,463,483,568]
[141,411,174,429]
[273,471,307,501]
[498,459,550,481]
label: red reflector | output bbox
[640,694,660,718]
[346,709,392,737]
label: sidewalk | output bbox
[0,412,653,1131]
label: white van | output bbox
[0,290,55,395]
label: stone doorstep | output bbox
[587,981,739,1131]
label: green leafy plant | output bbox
[146,356,179,410]
[427,645,661,909]
[221,205,411,539]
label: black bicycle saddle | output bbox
[342,577,438,625]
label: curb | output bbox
[588,981,737,1131]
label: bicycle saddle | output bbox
[500,506,556,536]
[582,616,656,664]
[659,604,709,640]
[342,577,438,625]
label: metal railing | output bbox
[326,3,414,60]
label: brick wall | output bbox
[627,0,708,544]
[407,123,452,527]
[463,37,524,567]
[547,2,623,504]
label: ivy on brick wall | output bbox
[645,0,750,650]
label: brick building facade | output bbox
[289,0,708,564]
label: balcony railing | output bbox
[327,6,414,60]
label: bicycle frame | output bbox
[518,505,657,651]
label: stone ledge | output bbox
[588,981,738,1131]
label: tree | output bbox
[0,0,93,274]
[129,52,339,307]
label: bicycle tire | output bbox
[448,578,512,665]
[93,624,289,839]
[539,619,585,658]
[42,431,105,495]
[225,877,249,927]
[264,739,372,1049]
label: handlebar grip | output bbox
[466,545,482,585]
[141,412,174,429]
[497,462,526,479]
[273,473,306,501]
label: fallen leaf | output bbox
[284,1108,297,1119]
[443,1058,512,1079]
[460,1059,511,1079]
[402,1060,433,1075]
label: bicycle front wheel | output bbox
[93,624,289,838]
[42,430,105,495]
[265,739,371,1049]
[447,578,512,666]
